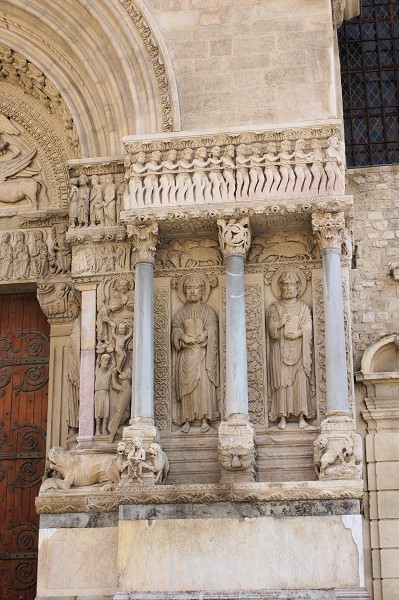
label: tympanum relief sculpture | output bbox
[172,274,219,433]
[95,276,134,441]
[0,113,48,209]
[267,270,315,430]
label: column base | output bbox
[313,411,362,480]
[76,434,94,449]
[117,417,168,487]
[218,414,256,482]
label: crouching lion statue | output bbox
[40,446,119,493]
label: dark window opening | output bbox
[338,0,399,167]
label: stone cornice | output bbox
[35,480,364,514]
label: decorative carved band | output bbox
[217,217,251,258]
[311,211,346,253]
[123,125,345,209]
[127,222,159,263]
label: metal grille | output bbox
[338,0,399,167]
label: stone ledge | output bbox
[114,590,370,600]
[36,480,364,514]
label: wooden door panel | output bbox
[0,294,49,600]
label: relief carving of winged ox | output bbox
[0,114,47,209]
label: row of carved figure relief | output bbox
[0,225,70,280]
[69,174,122,228]
[124,136,346,208]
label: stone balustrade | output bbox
[122,123,346,210]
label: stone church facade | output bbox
[0,1,397,599]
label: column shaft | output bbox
[322,249,349,413]
[77,287,96,448]
[225,254,249,416]
[131,260,154,420]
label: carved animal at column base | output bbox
[313,413,362,480]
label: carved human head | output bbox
[166,149,177,161]
[196,146,207,159]
[91,175,99,185]
[15,231,25,242]
[266,141,277,153]
[181,148,193,160]
[70,177,79,187]
[105,174,114,183]
[237,144,248,155]
[78,174,88,186]
[280,140,291,152]
[2,232,11,242]
[224,145,235,157]
[295,138,306,151]
[34,230,44,241]
[115,278,129,293]
[136,151,146,164]
[117,322,128,334]
[184,276,205,303]
[211,146,221,158]
[151,150,162,162]
[311,138,321,150]
[100,353,111,368]
[252,143,263,155]
[133,437,143,449]
[278,271,300,299]
[328,136,340,148]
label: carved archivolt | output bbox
[0,85,73,208]
[0,44,79,154]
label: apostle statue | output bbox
[172,274,219,433]
[267,270,315,430]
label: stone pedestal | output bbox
[218,416,256,482]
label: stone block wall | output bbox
[348,165,399,372]
[146,0,338,130]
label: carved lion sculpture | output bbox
[313,433,362,480]
[147,442,169,484]
[40,446,119,493]
[218,444,256,472]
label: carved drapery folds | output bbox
[123,126,346,209]
[69,172,122,229]
[311,211,345,253]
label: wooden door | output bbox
[0,294,49,600]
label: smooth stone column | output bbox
[312,211,362,481]
[131,259,154,420]
[225,253,249,416]
[312,211,349,414]
[217,217,255,482]
[75,283,97,449]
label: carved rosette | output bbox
[37,282,80,324]
[127,222,159,263]
[217,217,251,258]
[311,211,345,253]
[313,413,362,481]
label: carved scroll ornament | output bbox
[217,217,251,257]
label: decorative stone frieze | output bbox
[37,282,80,324]
[311,211,346,253]
[217,217,251,258]
[127,221,159,263]
[123,125,346,209]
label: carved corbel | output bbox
[331,0,361,29]
[217,217,251,258]
[127,221,159,263]
[311,211,345,253]
[37,282,80,324]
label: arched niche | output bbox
[0,0,181,158]
[360,334,399,380]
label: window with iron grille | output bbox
[338,0,399,167]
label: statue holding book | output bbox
[268,270,315,430]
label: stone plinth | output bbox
[35,481,369,600]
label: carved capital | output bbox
[217,217,251,258]
[311,211,345,253]
[37,282,80,324]
[127,222,159,262]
